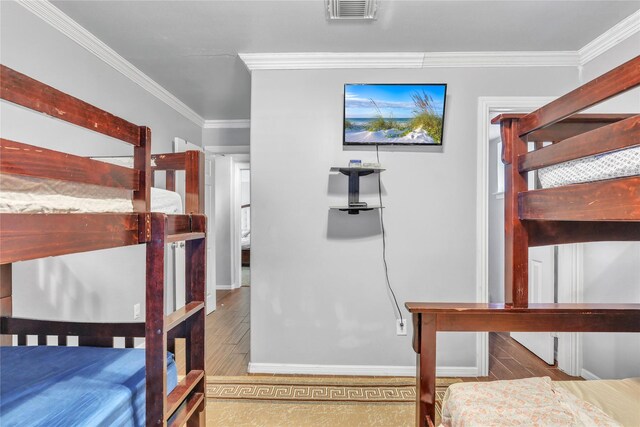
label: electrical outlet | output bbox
[133,303,141,320]
[396,319,407,336]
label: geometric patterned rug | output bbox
[207,376,461,403]
[206,375,462,425]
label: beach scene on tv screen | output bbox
[344,84,446,144]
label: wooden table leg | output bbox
[417,313,437,427]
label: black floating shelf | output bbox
[330,206,384,215]
[330,167,385,176]
[330,166,386,215]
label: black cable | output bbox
[376,145,405,327]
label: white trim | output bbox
[204,119,251,129]
[581,368,601,381]
[240,51,579,71]
[17,0,205,127]
[556,244,584,377]
[579,10,640,65]
[216,283,240,291]
[239,52,424,71]
[423,51,579,68]
[476,97,556,376]
[248,362,478,377]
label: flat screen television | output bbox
[343,83,447,146]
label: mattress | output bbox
[538,146,640,189]
[241,230,251,250]
[440,377,632,427]
[556,378,640,427]
[0,346,178,427]
[0,174,183,214]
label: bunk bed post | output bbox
[0,264,11,346]
[166,170,176,192]
[134,126,152,213]
[414,313,437,427]
[185,223,207,424]
[146,212,168,426]
[185,151,205,214]
[501,118,529,308]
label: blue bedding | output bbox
[0,346,178,426]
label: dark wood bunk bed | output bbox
[407,55,640,427]
[0,65,206,426]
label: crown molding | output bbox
[239,52,425,71]
[203,119,251,129]
[579,9,640,65]
[240,51,580,71]
[422,51,579,68]
[18,0,205,127]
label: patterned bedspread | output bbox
[440,377,621,427]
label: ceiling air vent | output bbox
[327,0,378,20]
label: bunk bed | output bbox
[407,55,640,427]
[0,64,206,426]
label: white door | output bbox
[174,138,216,314]
[511,246,555,364]
[511,153,555,365]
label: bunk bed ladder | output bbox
[146,212,206,426]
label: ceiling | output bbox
[52,1,639,121]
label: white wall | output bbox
[1,2,202,322]
[578,33,640,380]
[202,128,250,147]
[249,66,577,373]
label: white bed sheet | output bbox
[538,146,640,188]
[440,377,639,427]
[0,174,182,214]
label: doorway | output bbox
[477,97,585,376]
[205,145,251,376]
[239,168,251,287]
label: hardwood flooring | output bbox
[179,287,580,381]
[175,287,250,376]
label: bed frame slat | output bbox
[493,114,633,143]
[0,316,145,337]
[0,65,140,145]
[519,176,640,221]
[518,115,640,172]
[151,153,186,171]
[1,138,140,190]
[527,221,640,246]
[518,55,640,136]
[0,213,140,264]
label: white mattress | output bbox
[538,146,640,188]
[0,174,182,214]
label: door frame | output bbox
[204,146,250,291]
[476,97,585,376]
[173,138,217,314]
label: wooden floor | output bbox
[182,287,579,381]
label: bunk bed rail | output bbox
[0,64,151,212]
[517,55,640,136]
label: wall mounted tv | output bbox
[344,83,447,146]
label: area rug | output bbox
[205,376,461,426]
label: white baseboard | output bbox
[248,362,479,377]
[216,284,239,290]
[581,368,601,381]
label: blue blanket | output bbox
[0,346,178,426]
